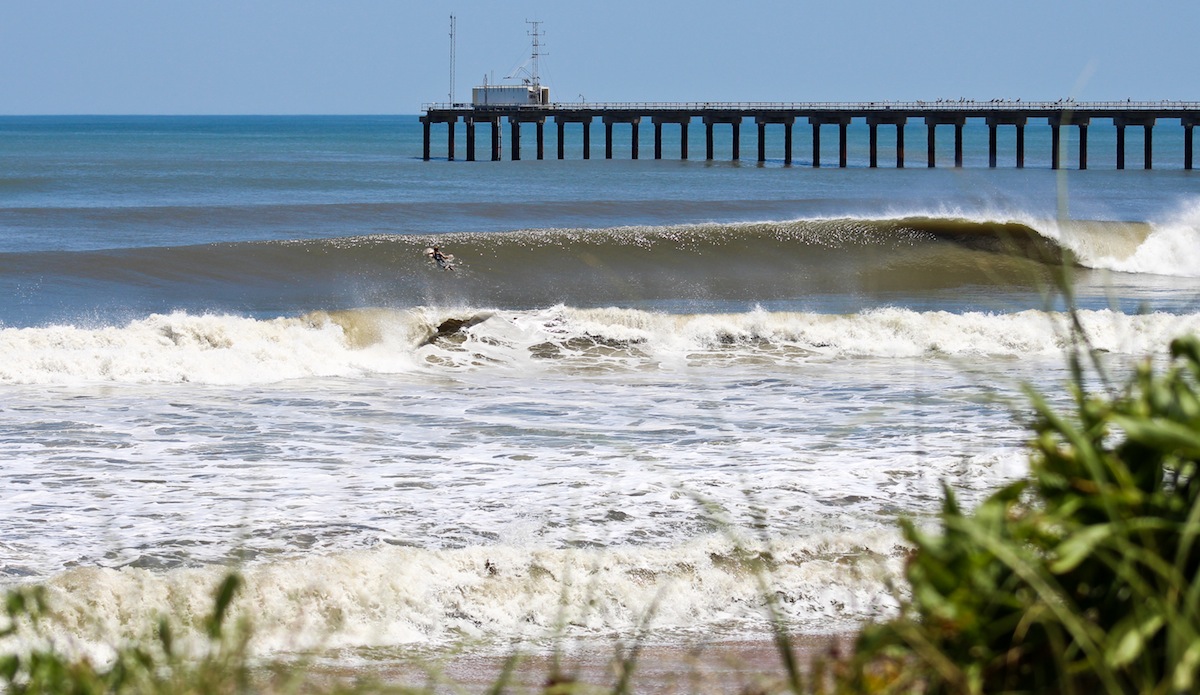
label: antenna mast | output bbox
[527,20,541,89]
[448,14,456,104]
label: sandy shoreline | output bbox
[303,634,855,693]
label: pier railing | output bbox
[423,100,1200,113]
[420,99,1200,169]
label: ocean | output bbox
[2,115,1200,667]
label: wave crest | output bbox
[2,307,1198,385]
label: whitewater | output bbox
[3,306,1200,385]
[2,115,1200,666]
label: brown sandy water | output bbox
[297,635,852,694]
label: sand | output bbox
[301,634,854,694]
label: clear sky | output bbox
[1,1,1195,115]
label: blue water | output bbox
[2,115,1199,659]
[2,116,1194,252]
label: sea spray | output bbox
[1105,198,1200,277]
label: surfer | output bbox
[425,245,455,271]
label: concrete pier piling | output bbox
[1112,116,1156,170]
[554,113,594,160]
[702,115,741,161]
[421,100,1200,169]
[754,115,795,165]
[808,116,851,167]
[811,121,822,168]
[1080,123,1089,170]
[923,116,967,168]
[465,117,475,161]
[650,114,691,160]
[491,119,501,161]
[1185,118,1197,170]
[1047,115,1091,170]
[986,115,1027,168]
[866,116,906,168]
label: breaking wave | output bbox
[15,532,904,659]
[2,306,1198,385]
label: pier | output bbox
[421,100,1200,170]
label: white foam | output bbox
[2,305,1100,662]
[553,306,1200,360]
[15,533,905,660]
[3,307,1197,385]
[1105,200,1200,277]
[0,311,427,385]
[994,202,1200,278]
[383,305,1200,373]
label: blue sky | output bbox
[1,1,1194,114]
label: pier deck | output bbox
[420,100,1200,169]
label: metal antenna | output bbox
[527,20,541,89]
[504,20,548,88]
[448,14,456,104]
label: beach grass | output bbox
[843,331,1200,694]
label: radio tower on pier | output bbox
[526,20,542,90]
[448,14,457,105]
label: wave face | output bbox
[5,214,1200,327]
[2,306,1198,385]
